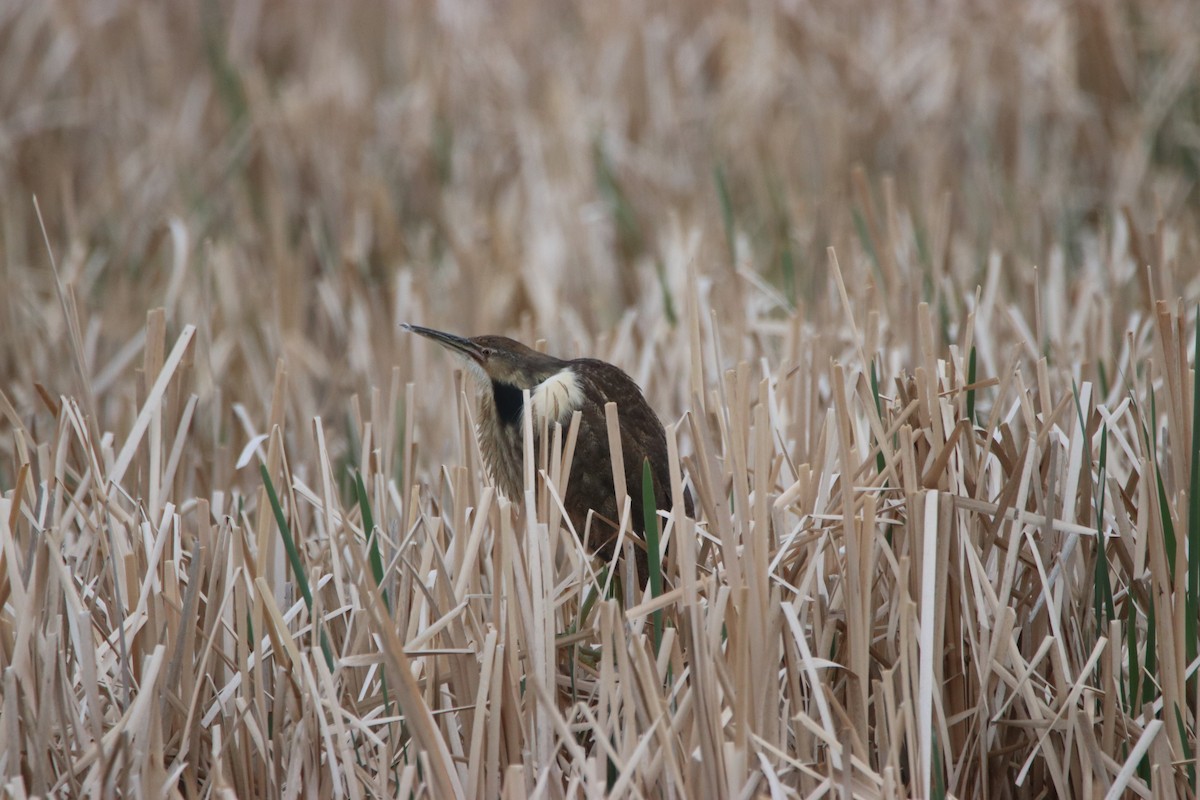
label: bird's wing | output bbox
[572,359,679,525]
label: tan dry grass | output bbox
[2,1,1200,797]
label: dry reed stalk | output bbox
[3,1,1200,797]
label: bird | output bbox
[402,323,689,587]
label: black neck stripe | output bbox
[492,381,524,426]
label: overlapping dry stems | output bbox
[2,1,1200,797]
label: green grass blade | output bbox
[966,346,978,425]
[870,360,887,477]
[593,138,643,259]
[1072,383,1114,636]
[352,472,386,592]
[1147,387,1177,575]
[780,237,797,308]
[1154,461,1178,580]
[1124,592,1138,712]
[1137,595,1156,786]
[260,464,334,670]
[355,469,388,611]
[713,164,735,265]
[1142,597,1157,709]
[355,467,398,777]
[1176,703,1194,789]
[931,728,946,800]
[642,459,664,652]
[767,177,798,307]
[201,0,247,128]
[1187,305,1200,666]
[1094,425,1115,635]
[654,258,678,326]
[262,464,313,608]
[851,206,881,276]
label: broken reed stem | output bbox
[4,3,1199,796]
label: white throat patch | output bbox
[450,355,489,388]
[530,368,584,426]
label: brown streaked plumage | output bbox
[403,323,689,586]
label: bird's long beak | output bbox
[401,323,486,364]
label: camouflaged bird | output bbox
[404,324,689,586]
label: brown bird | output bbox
[403,323,688,586]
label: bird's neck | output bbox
[476,386,525,499]
[490,380,524,426]
[472,367,585,500]
[484,368,584,430]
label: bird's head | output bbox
[402,324,564,390]
[404,324,586,430]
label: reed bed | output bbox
[2,1,1200,797]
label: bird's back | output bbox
[561,359,682,568]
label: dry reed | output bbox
[2,1,1199,797]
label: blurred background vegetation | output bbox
[3,2,1200,796]
[3,0,1197,435]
